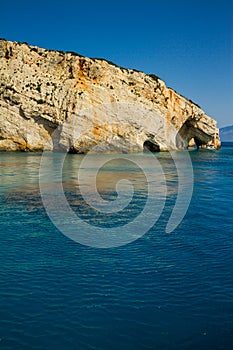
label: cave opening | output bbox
[143,140,160,153]
[194,137,204,150]
[68,146,85,154]
[68,146,78,154]
[177,117,211,150]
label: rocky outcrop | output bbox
[0,39,221,152]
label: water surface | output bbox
[0,147,233,349]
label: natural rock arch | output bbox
[177,116,214,149]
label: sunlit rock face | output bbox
[0,39,221,152]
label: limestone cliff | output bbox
[0,39,221,152]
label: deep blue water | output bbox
[0,146,233,350]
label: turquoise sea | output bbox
[0,145,233,350]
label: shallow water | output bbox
[0,147,233,349]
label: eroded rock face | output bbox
[0,39,221,152]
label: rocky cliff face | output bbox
[0,39,221,152]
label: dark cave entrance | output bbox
[194,137,204,150]
[143,140,160,153]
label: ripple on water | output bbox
[0,149,233,349]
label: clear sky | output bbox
[1,0,232,127]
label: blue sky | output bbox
[1,0,232,127]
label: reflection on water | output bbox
[1,151,181,204]
[1,152,184,233]
[0,153,42,190]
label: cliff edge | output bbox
[0,39,221,152]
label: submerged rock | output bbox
[0,39,221,152]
